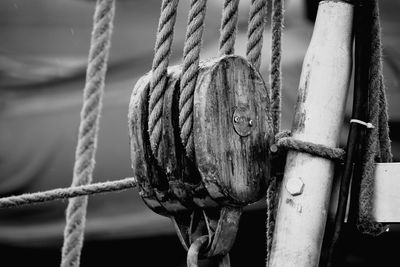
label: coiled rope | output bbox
[179,0,208,157]
[148,0,179,156]
[61,0,115,266]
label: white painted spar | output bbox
[268,1,354,267]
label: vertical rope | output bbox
[179,0,208,157]
[148,0,180,156]
[358,0,392,236]
[246,0,268,70]
[61,0,115,266]
[219,0,240,56]
[377,76,392,162]
[266,1,283,265]
[270,0,283,135]
[265,176,276,265]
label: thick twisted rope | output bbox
[0,177,137,209]
[179,0,208,157]
[219,0,240,56]
[246,0,268,70]
[270,0,284,135]
[148,0,179,156]
[61,1,115,266]
[275,131,346,161]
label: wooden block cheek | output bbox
[194,56,272,205]
[128,73,188,214]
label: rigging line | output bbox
[179,0,208,157]
[148,0,180,157]
[0,177,137,209]
[61,1,115,266]
[219,0,240,56]
[246,0,268,70]
[270,0,283,136]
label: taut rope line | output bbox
[61,0,115,266]
[219,0,240,56]
[148,0,179,156]
[179,0,208,157]
[270,0,283,135]
[0,177,137,209]
[246,0,268,70]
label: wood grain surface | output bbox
[194,55,273,206]
[128,72,187,214]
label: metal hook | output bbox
[187,235,231,267]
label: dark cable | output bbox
[326,2,371,266]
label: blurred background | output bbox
[0,0,399,266]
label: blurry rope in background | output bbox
[61,0,115,266]
[0,177,137,209]
[148,0,179,156]
[246,0,268,70]
[219,0,240,56]
[179,0,207,157]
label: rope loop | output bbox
[274,131,346,162]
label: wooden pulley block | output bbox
[194,55,273,206]
[129,65,220,216]
[128,72,187,214]
[150,66,219,209]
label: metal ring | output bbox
[187,235,209,267]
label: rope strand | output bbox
[270,0,283,135]
[61,1,115,266]
[219,0,240,56]
[0,178,137,209]
[148,0,180,156]
[179,0,208,157]
[246,0,268,70]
